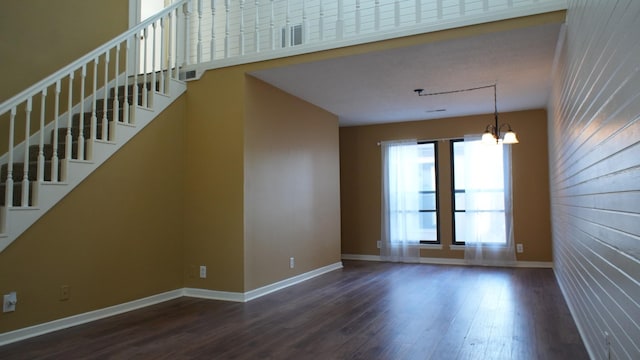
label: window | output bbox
[417,142,439,243]
[451,139,507,245]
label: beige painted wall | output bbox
[340,109,552,261]
[0,95,186,333]
[244,76,341,290]
[0,0,129,102]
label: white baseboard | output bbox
[0,289,183,347]
[0,262,344,346]
[341,254,553,268]
[244,262,343,301]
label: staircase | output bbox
[0,2,188,253]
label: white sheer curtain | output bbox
[463,135,516,266]
[380,140,421,263]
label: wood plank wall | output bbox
[548,1,640,359]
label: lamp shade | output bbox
[482,131,497,144]
[503,131,519,144]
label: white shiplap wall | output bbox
[548,1,640,359]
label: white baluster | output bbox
[355,0,361,34]
[184,1,192,66]
[143,27,149,108]
[167,12,175,87]
[302,0,307,43]
[159,18,166,94]
[197,0,203,63]
[65,72,74,164]
[114,44,120,123]
[132,34,139,124]
[5,108,16,207]
[102,51,110,141]
[150,23,157,108]
[124,38,131,124]
[90,59,98,151]
[395,0,400,27]
[285,0,290,47]
[270,0,275,50]
[485,0,491,12]
[211,0,217,60]
[254,0,260,53]
[240,0,245,55]
[22,98,32,207]
[37,89,47,183]
[319,0,324,41]
[79,64,87,160]
[52,81,60,182]
[415,0,421,23]
[337,0,344,40]
[224,0,230,57]
[375,0,380,31]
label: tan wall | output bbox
[0,95,186,333]
[244,76,341,290]
[0,0,129,102]
[340,109,552,261]
[183,67,246,292]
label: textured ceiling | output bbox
[251,22,563,127]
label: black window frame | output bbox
[417,141,440,245]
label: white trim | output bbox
[419,244,443,250]
[342,254,553,268]
[449,244,466,251]
[244,262,343,302]
[0,290,183,347]
[183,288,245,302]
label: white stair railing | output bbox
[182,0,566,73]
[0,0,190,246]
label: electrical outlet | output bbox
[516,243,524,253]
[3,292,17,312]
[199,265,207,279]
[377,241,381,249]
[289,257,295,269]
[60,285,70,301]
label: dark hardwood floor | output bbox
[0,261,589,359]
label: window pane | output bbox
[419,192,436,210]
[454,212,466,243]
[418,212,437,241]
[452,141,465,190]
[454,192,465,210]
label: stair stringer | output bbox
[0,78,187,253]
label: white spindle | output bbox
[159,18,166,94]
[114,44,121,123]
[5,108,16,207]
[211,0,217,60]
[319,0,324,41]
[124,38,131,124]
[133,33,140,123]
[143,27,149,108]
[395,0,400,27]
[52,81,60,182]
[375,0,380,31]
[183,1,192,66]
[485,0,491,12]
[254,0,260,52]
[415,0,422,23]
[356,0,361,34]
[150,23,157,108]
[65,72,74,164]
[197,0,203,63]
[270,0,275,50]
[91,57,100,145]
[77,64,86,160]
[224,0,230,57]
[285,0,290,47]
[37,89,47,183]
[240,0,245,55]
[337,0,344,40]
[21,98,32,207]
[302,0,307,43]
[167,12,175,87]
[102,51,110,141]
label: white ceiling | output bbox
[250,22,563,127]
